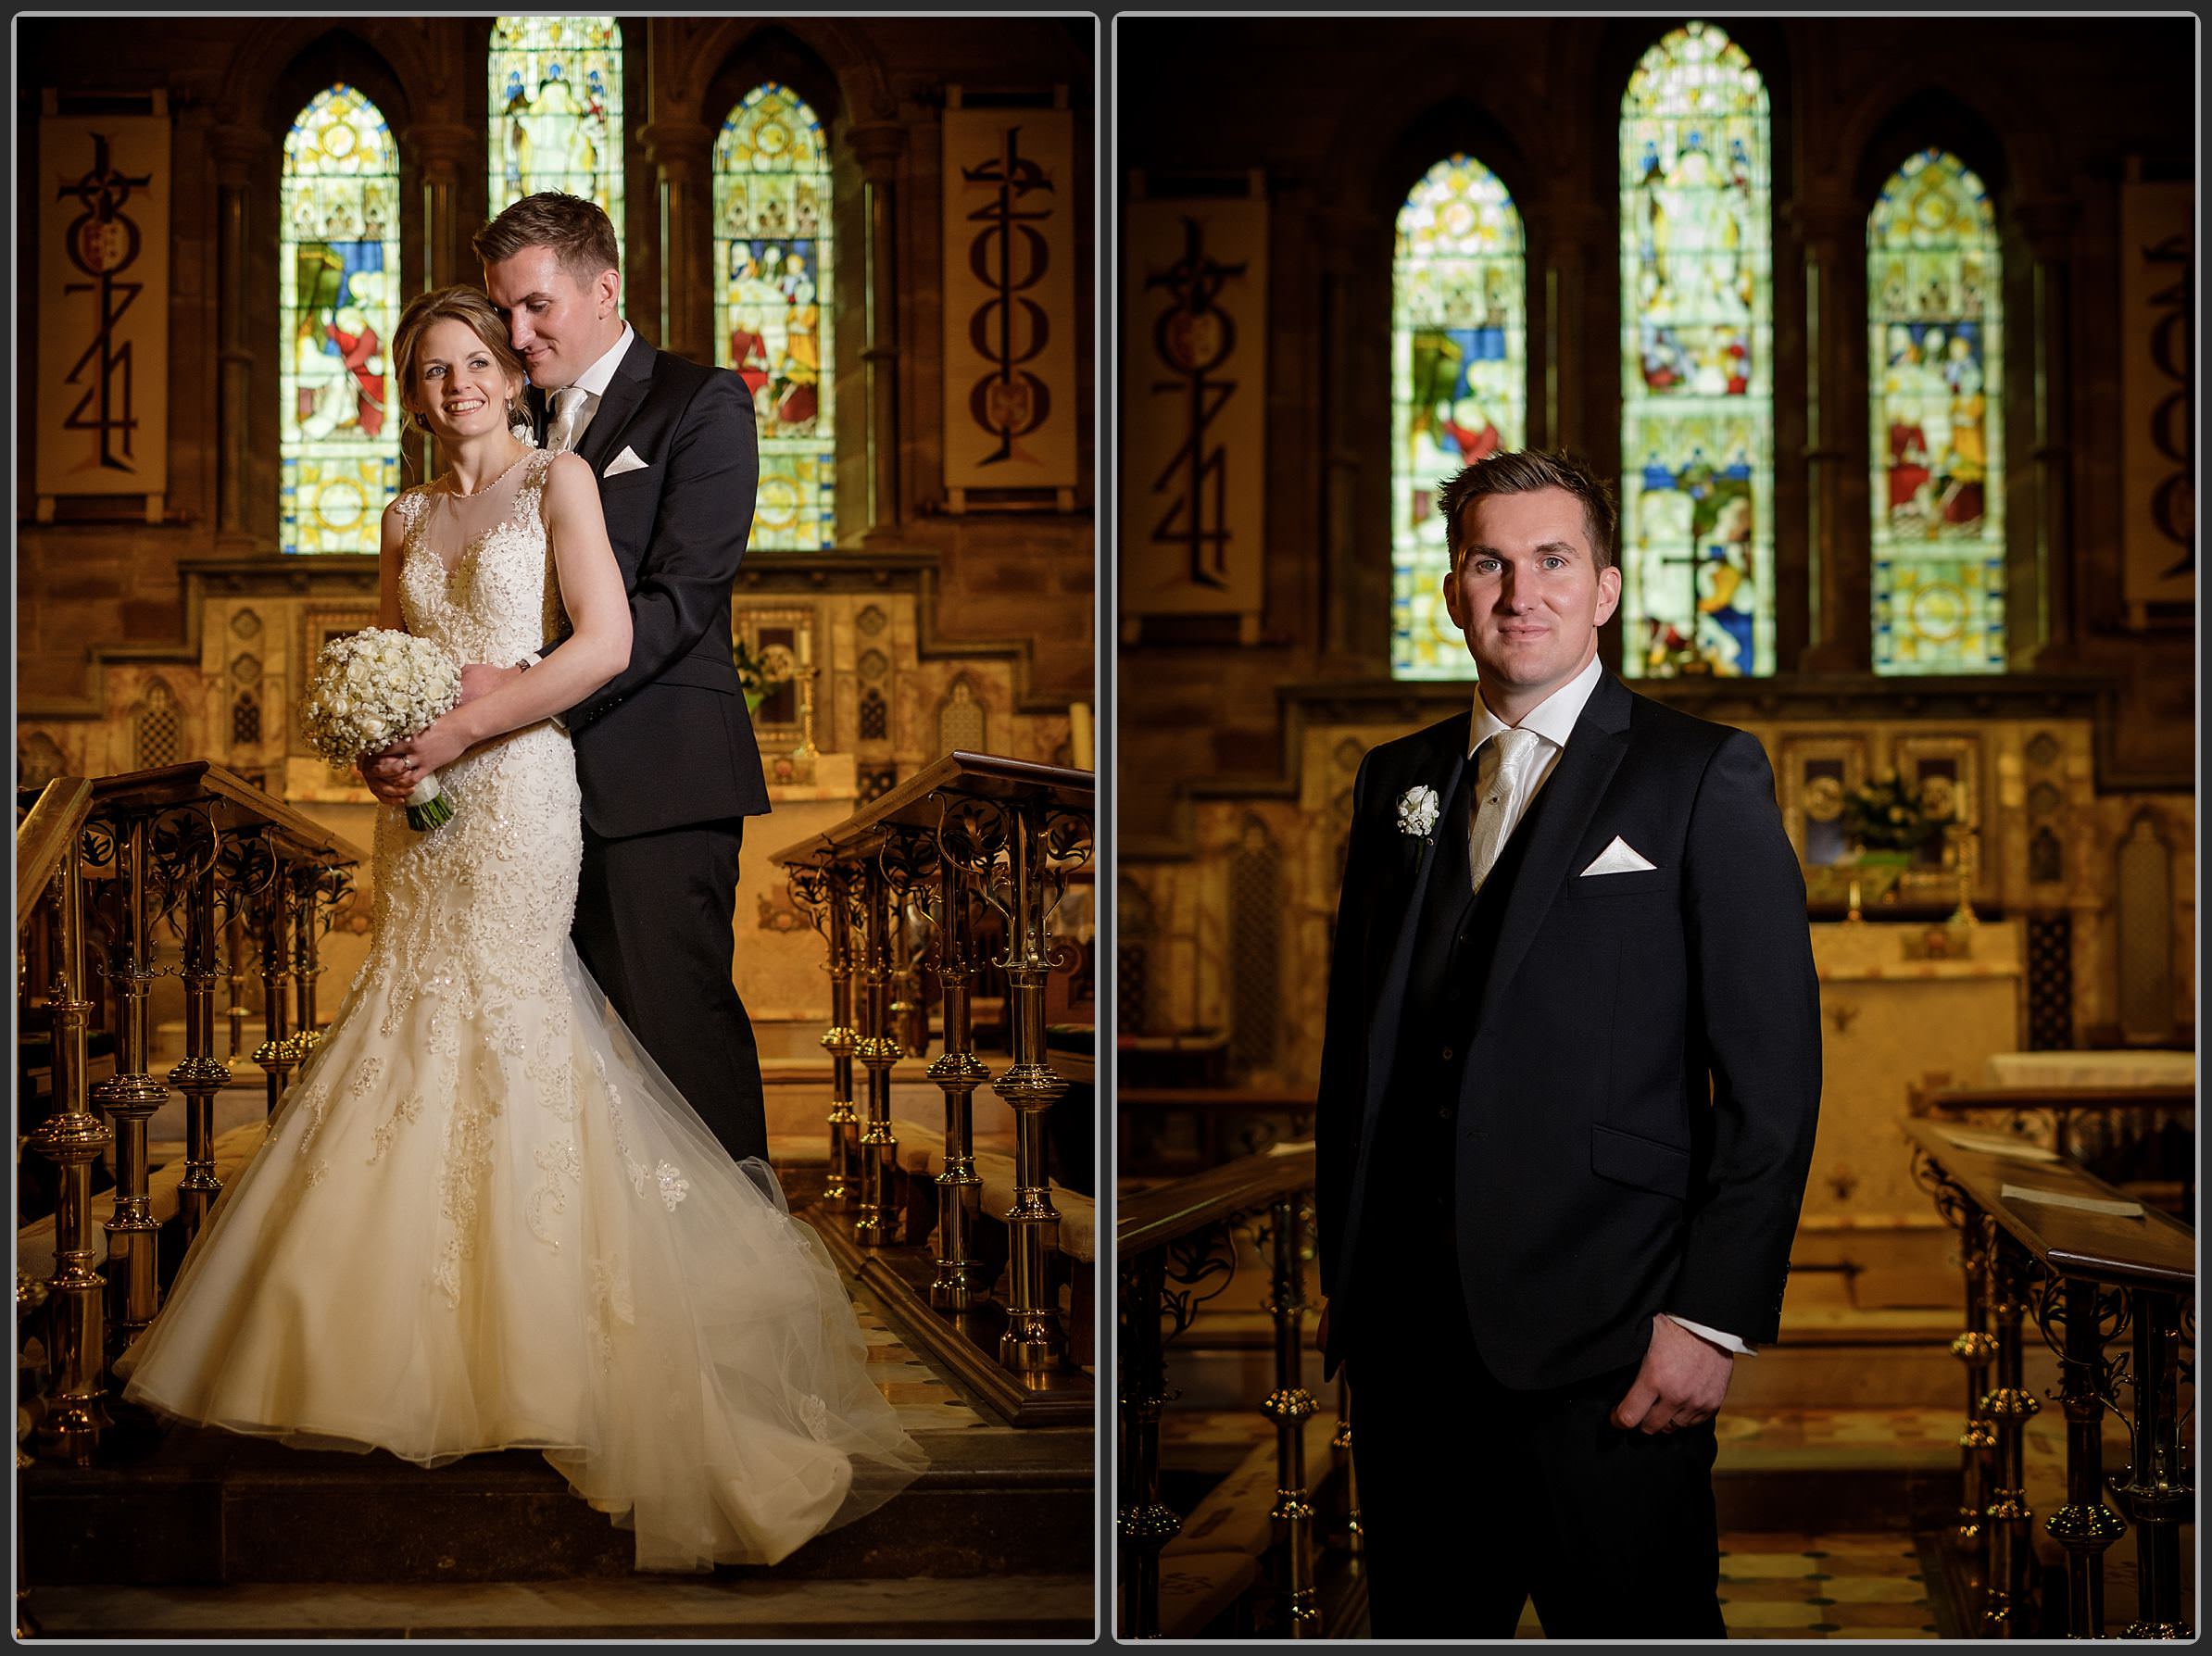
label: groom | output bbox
[1314,448,1820,1637]
[370,192,772,1167]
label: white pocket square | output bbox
[1581,835,1657,876]
[602,446,648,478]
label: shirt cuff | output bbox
[515,653,566,734]
[1664,1313,1755,1357]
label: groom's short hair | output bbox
[1439,448,1618,572]
[474,193,621,290]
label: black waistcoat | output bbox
[1367,753,1565,1246]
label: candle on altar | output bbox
[798,624,811,670]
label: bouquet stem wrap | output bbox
[404,777,455,832]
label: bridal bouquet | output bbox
[299,628,462,831]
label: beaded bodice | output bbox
[391,446,567,668]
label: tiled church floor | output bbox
[1510,1533,1939,1639]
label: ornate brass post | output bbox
[285,860,327,1061]
[927,800,998,1311]
[165,811,228,1245]
[987,798,1072,1378]
[1952,1210,1999,1550]
[252,847,296,1116]
[2115,1288,2191,1637]
[221,900,251,1069]
[1916,1148,1996,1551]
[1262,1194,1320,1637]
[2039,1274,2126,1637]
[851,850,902,1248]
[1977,1219,2040,1636]
[1117,1249,1180,1638]
[86,812,166,1362]
[30,857,114,1464]
[793,862,861,1210]
[1332,1376,1363,1555]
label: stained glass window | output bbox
[1391,155,1527,678]
[488,16,624,265]
[280,83,400,556]
[1868,149,2005,673]
[713,82,835,550]
[1619,20,1774,677]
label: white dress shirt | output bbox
[1464,651,1754,1361]
[545,319,635,451]
[516,321,635,686]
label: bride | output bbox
[119,285,926,1570]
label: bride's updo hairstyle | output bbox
[392,284,531,437]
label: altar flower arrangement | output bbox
[1840,772,1951,854]
[299,628,462,831]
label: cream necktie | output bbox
[1467,726,1543,894]
[545,385,590,454]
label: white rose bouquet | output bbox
[299,628,462,831]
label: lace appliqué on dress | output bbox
[528,1141,583,1251]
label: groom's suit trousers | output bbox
[572,816,770,1166]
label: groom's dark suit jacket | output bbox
[535,331,770,841]
[1316,670,1821,1391]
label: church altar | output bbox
[1803,918,2025,1226]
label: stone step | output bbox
[23,1421,1092,1587]
[19,1572,1097,1638]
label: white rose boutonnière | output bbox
[1397,784,1441,841]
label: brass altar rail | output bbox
[17,778,92,932]
[16,759,365,1478]
[1906,1119,2194,1638]
[1118,1141,1326,1640]
[1910,1080,2196,1214]
[772,750,1093,1427]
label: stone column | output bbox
[1791,192,1873,671]
[1529,194,1608,452]
[848,121,908,544]
[2017,196,2080,666]
[1310,201,1375,660]
[404,122,480,295]
[210,124,261,555]
[642,119,715,363]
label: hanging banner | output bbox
[38,108,170,501]
[1122,185,1267,620]
[2119,175,2193,619]
[941,99,1078,501]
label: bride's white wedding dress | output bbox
[120,447,925,1569]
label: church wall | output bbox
[1117,14,2193,839]
[16,15,1094,718]
[1116,15,2196,1144]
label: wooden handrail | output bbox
[1911,1083,2193,1113]
[1904,1118,2193,1293]
[1117,1140,1317,1260]
[16,776,93,932]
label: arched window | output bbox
[487,16,625,264]
[1618,20,1774,677]
[1868,148,2005,673]
[280,83,400,556]
[713,82,835,550]
[1391,155,1527,679]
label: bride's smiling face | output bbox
[408,319,523,445]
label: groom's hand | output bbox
[1611,1313,1734,1435]
[459,663,522,704]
